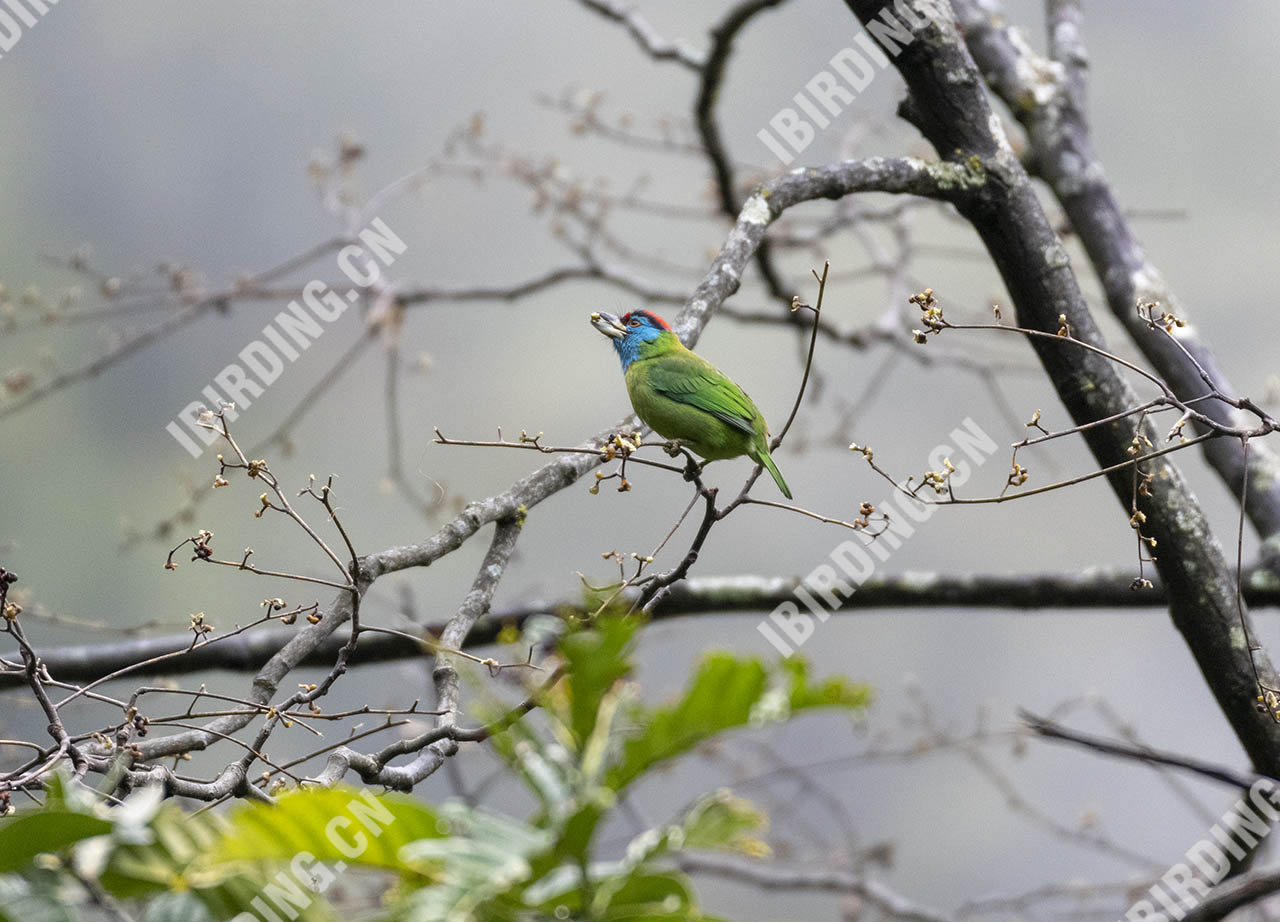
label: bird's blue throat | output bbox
[612,326,663,371]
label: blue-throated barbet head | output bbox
[591,310,672,370]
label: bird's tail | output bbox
[755,448,792,499]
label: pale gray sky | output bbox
[2,2,1279,918]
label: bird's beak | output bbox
[591,311,627,340]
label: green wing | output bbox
[645,351,758,435]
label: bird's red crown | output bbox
[619,310,671,330]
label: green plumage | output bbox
[622,329,792,499]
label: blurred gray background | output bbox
[3,1,1280,918]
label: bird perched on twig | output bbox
[590,310,791,498]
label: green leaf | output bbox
[559,616,638,748]
[553,802,610,868]
[549,654,869,865]
[678,790,769,857]
[537,790,766,917]
[0,811,113,872]
[609,654,870,791]
[782,657,873,711]
[606,654,768,792]
[395,803,552,920]
[212,786,445,876]
[534,869,695,918]
[99,804,338,922]
[485,717,574,822]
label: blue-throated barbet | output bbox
[591,309,791,498]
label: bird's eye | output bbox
[629,319,640,327]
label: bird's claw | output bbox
[662,439,682,457]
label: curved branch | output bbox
[575,0,706,69]
[13,153,955,796]
[694,0,796,309]
[1178,870,1280,922]
[310,517,525,789]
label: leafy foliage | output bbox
[217,786,445,876]
[0,774,338,921]
[0,618,869,920]
[0,810,112,873]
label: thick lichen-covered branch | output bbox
[952,0,1280,555]
[841,0,1280,774]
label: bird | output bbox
[590,309,792,499]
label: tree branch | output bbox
[840,0,1280,775]
[1021,711,1274,790]
[677,852,956,922]
[952,0,1280,557]
[9,567,1278,686]
[575,0,706,69]
[3,153,958,797]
